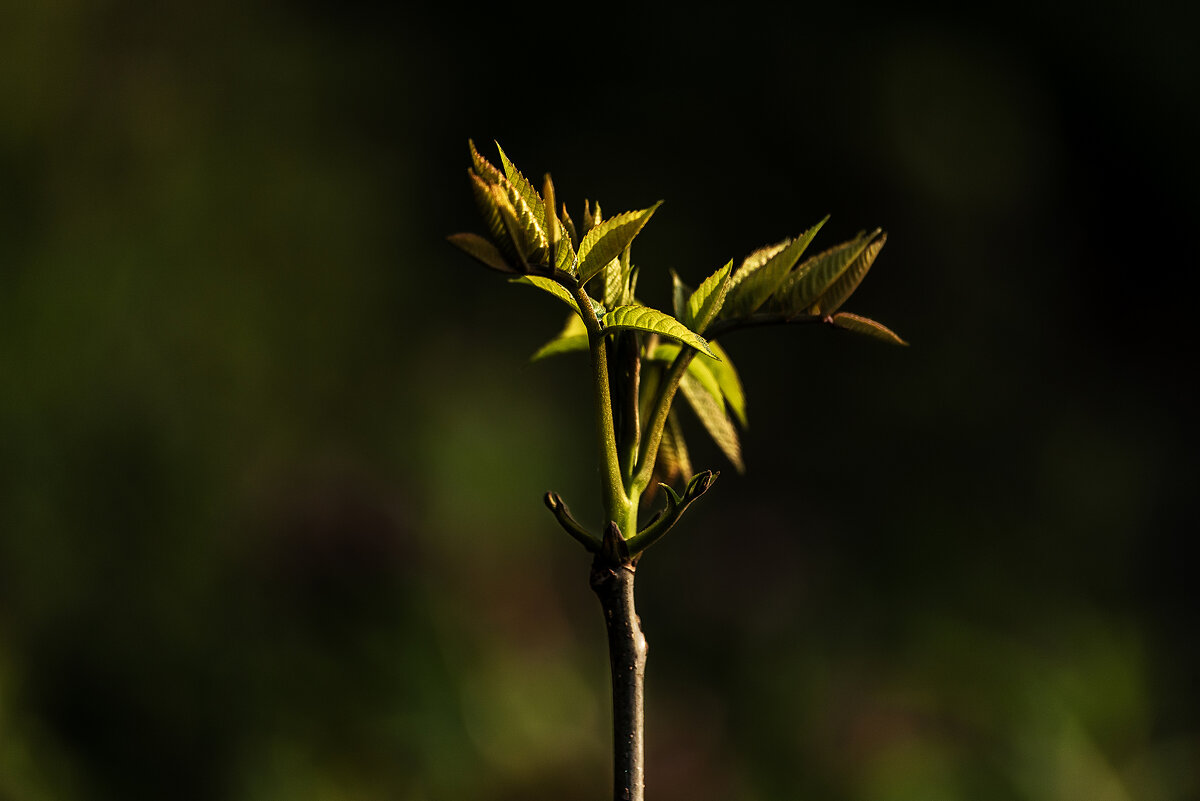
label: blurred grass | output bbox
[2,1,1198,800]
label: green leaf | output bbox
[447,232,515,273]
[495,142,547,235]
[492,180,548,262]
[680,372,744,473]
[648,343,723,409]
[531,314,589,361]
[602,256,628,309]
[670,271,690,322]
[602,305,715,358]
[704,341,747,427]
[726,217,827,318]
[510,275,584,316]
[685,259,734,334]
[830,312,908,345]
[555,229,576,274]
[726,239,788,294]
[813,232,886,315]
[577,202,662,284]
[776,230,877,315]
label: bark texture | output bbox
[591,555,647,801]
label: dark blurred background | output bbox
[2,1,1197,799]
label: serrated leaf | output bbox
[727,239,789,294]
[491,181,548,264]
[830,312,908,345]
[555,230,576,274]
[510,275,582,316]
[447,232,515,273]
[680,372,744,473]
[469,170,515,259]
[602,305,715,358]
[648,343,723,409]
[776,230,877,315]
[685,259,734,334]
[468,139,505,186]
[704,341,747,427]
[495,142,547,235]
[726,217,827,318]
[814,232,886,315]
[577,202,661,284]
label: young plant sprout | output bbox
[449,140,904,801]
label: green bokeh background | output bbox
[2,2,1197,799]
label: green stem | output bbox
[629,347,696,496]
[573,284,628,530]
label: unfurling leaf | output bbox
[492,180,548,263]
[602,305,716,358]
[776,229,878,315]
[468,139,505,186]
[813,232,886,315]
[602,256,630,309]
[726,216,827,318]
[560,203,578,249]
[679,372,744,473]
[447,232,515,273]
[830,312,907,345]
[684,259,734,334]
[577,202,662,284]
[495,142,547,234]
[469,171,516,259]
[671,271,691,322]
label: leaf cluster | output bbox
[449,141,904,554]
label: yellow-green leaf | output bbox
[680,372,744,473]
[510,275,581,316]
[776,229,877,315]
[704,341,746,427]
[648,343,723,407]
[495,142,547,235]
[577,202,662,284]
[685,259,734,334]
[830,312,907,345]
[602,305,715,358]
[813,232,886,315]
[469,170,512,256]
[726,216,827,318]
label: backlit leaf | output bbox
[510,275,582,316]
[648,343,723,408]
[560,203,578,249]
[577,202,662,284]
[726,216,827,318]
[468,139,505,186]
[447,232,515,273]
[775,229,877,315]
[830,312,907,345]
[727,239,789,294]
[495,142,547,235]
[469,170,513,256]
[492,180,548,262]
[813,232,886,315]
[685,259,733,334]
[704,341,747,427]
[602,305,715,358]
[671,271,691,322]
[680,372,744,473]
